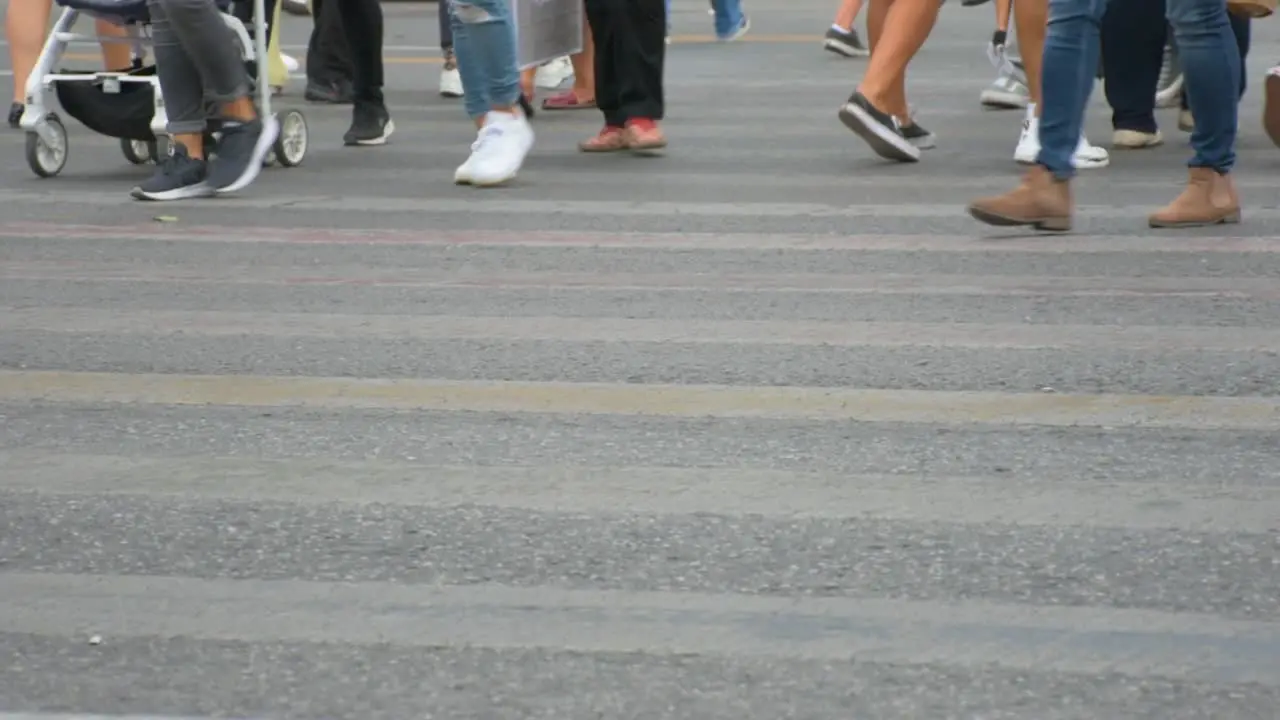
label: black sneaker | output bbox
[901,122,936,150]
[838,91,920,163]
[131,143,212,201]
[207,115,279,194]
[823,27,868,58]
[343,100,394,146]
[900,109,937,150]
[8,102,23,129]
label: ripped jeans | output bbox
[448,0,521,119]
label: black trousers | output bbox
[584,0,666,125]
[305,0,385,101]
[305,0,351,84]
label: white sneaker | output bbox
[534,56,574,89]
[466,110,534,187]
[439,52,463,98]
[454,135,481,185]
[282,53,300,74]
[1013,107,1109,169]
[1112,128,1163,148]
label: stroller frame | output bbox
[20,0,308,178]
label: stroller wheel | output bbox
[121,138,158,165]
[273,109,309,168]
[26,113,68,178]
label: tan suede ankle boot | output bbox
[967,165,1073,232]
[1148,168,1241,228]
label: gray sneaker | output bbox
[1155,40,1183,108]
[979,72,1030,109]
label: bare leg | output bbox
[1012,0,1045,114]
[834,0,865,28]
[570,15,595,100]
[6,0,55,103]
[7,0,134,104]
[866,0,889,43]
[857,0,940,116]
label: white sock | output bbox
[831,23,851,34]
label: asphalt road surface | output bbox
[2,2,1279,718]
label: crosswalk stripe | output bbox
[6,191,1280,220]
[2,370,1276,429]
[3,271,1275,299]
[5,452,1275,531]
[4,572,1277,683]
[3,309,1276,351]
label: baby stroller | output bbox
[18,0,308,178]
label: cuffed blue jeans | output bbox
[1041,0,1239,180]
[448,0,522,119]
[1102,5,1248,135]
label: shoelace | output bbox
[158,150,193,176]
[471,125,506,157]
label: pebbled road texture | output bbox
[1,1,1279,718]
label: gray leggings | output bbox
[148,0,250,134]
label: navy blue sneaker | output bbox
[207,115,279,194]
[130,143,212,201]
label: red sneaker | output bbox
[624,118,667,154]
[579,125,628,152]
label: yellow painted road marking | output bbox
[0,370,1276,430]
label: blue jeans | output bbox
[1102,5,1249,134]
[1041,0,1238,179]
[1177,14,1248,111]
[710,0,744,38]
[448,0,522,119]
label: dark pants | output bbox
[439,0,453,50]
[585,0,666,125]
[306,0,351,84]
[230,0,276,41]
[336,0,386,101]
[306,0,384,101]
[1102,0,1249,133]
